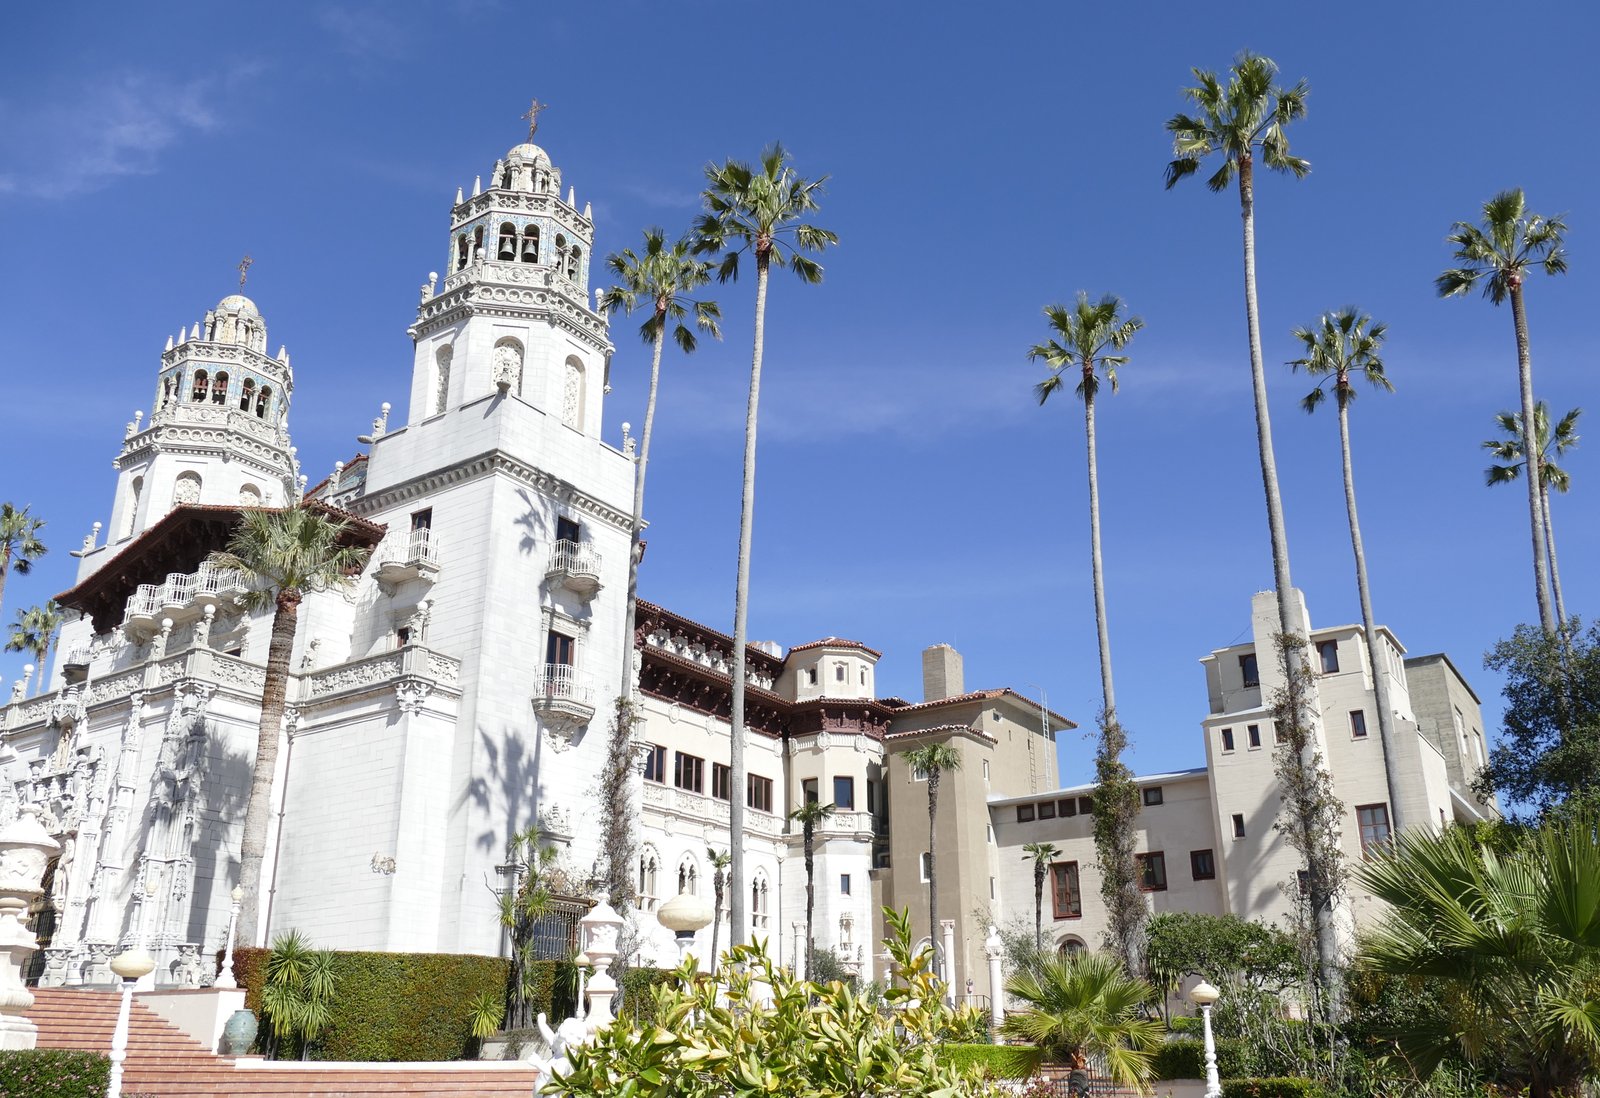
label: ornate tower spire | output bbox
[521,98,548,141]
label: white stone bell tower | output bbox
[99,294,299,564]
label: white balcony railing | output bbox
[159,572,194,609]
[532,662,593,703]
[374,529,440,589]
[122,563,249,637]
[193,564,245,601]
[125,584,162,621]
[545,539,602,599]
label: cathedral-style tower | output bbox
[100,294,298,563]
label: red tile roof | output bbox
[881,688,1075,730]
[786,637,884,658]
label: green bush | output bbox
[230,945,509,1061]
[1222,1077,1329,1098]
[1168,1014,1204,1037]
[0,1050,110,1097]
[1151,1037,1253,1079]
[519,959,579,1026]
[618,966,678,1026]
[935,1043,1041,1079]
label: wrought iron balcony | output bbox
[375,529,440,589]
[544,540,602,599]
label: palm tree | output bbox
[6,601,63,696]
[1001,951,1164,1090]
[789,799,835,979]
[903,741,962,990]
[599,229,721,699]
[1022,841,1061,952]
[1030,293,1142,719]
[1438,189,1569,635]
[1357,810,1600,1098]
[1288,308,1404,833]
[209,506,370,944]
[1164,54,1320,695]
[0,503,47,627]
[1485,403,1582,628]
[694,144,836,948]
[706,846,731,969]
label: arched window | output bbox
[565,245,581,282]
[497,222,517,260]
[240,378,256,412]
[472,226,483,261]
[433,346,453,416]
[256,386,271,419]
[239,483,261,507]
[456,233,469,271]
[191,370,209,402]
[561,357,583,429]
[520,224,540,263]
[1058,936,1087,958]
[677,854,699,897]
[493,338,524,396]
[752,874,771,929]
[172,471,202,506]
[500,167,512,189]
[125,476,144,538]
[638,846,660,912]
[211,371,228,405]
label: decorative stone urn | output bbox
[0,806,61,1050]
[577,900,624,1030]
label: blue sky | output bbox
[1,1,1594,787]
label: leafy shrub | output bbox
[0,1050,110,1097]
[618,965,677,1026]
[1150,1036,1252,1079]
[1222,1077,1329,1098]
[939,1004,993,1044]
[1168,1014,1203,1036]
[936,1043,1041,1078]
[229,945,508,1060]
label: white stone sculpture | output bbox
[0,806,61,1049]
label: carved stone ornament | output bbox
[394,676,432,715]
[815,731,833,752]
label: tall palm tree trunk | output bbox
[1033,865,1045,952]
[34,636,50,697]
[727,253,770,949]
[1509,286,1556,634]
[237,590,300,946]
[710,870,724,970]
[618,317,667,698]
[1338,400,1405,832]
[1084,386,1115,715]
[803,823,815,979]
[0,549,11,628]
[1540,481,1566,627]
[926,774,940,984]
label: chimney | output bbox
[922,643,964,702]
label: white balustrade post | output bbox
[939,919,957,1007]
[214,886,243,989]
[983,924,1005,1042]
[107,948,156,1098]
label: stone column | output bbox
[0,806,61,1049]
[939,919,957,1007]
[984,925,1005,1041]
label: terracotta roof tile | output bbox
[787,637,884,658]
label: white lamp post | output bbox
[108,947,157,1098]
[214,885,243,989]
[657,890,713,969]
[573,951,591,1021]
[1189,980,1222,1098]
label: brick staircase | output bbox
[28,989,546,1097]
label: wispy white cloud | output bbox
[0,67,258,199]
[611,181,703,211]
[316,5,411,61]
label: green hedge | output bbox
[0,1050,109,1097]
[1222,1078,1329,1098]
[231,946,509,1061]
[618,966,679,1027]
[1151,1037,1252,1079]
[1168,1015,1204,1037]
[513,960,579,1029]
[935,1043,1042,1079]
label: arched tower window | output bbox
[520,225,540,263]
[173,471,202,506]
[433,346,453,416]
[500,167,512,189]
[472,226,483,261]
[677,854,699,897]
[752,873,771,929]
[256,386,271,419]
[638,845,661,912]
[239,483,261,507]
[565,245,581,282]
[497,222,517,261]
[492,338,523,396]
[562,357,584,429]
[125,476,144,538]
[240,378,256,412]
[191,370,209,402]
[456,233,469,271]
[211,371,229,405]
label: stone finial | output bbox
[566,185,575,206]
[455,186,464,205]
[190,323,201,341]
[472,175,481,197]
[164,334,174,352]
[583,201,591,220]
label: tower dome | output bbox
[505,143,550,164]
[206,294,266,350]
[215,293,260,316]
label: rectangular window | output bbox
[840,874,852,895]
[546,631,575,666]
[1037,799,1057,820]
[642,744,666,784]
[555,516,581,543]
[802,778,819,805]
[1016,803,1035,823]
[835,663,846,682]
[1318,640,1340,674]
[410,508,433,531]
[833,776,855,810]
[920,852,932,883]
[912,764,928,782]
[982,760,990,781]
[1142,786,1164,807]
[806,667,818,685]
[1059,798,1077,817]
[990,876,996,900]
[712,763,732,801]
[986,824,994,843]
[1136,852,1168,892]
[1190,849,1216,880]
[1231,813,1246,839]
[1350,710,1368,739]
[1051,861,1083,918]
[747,774,773,813]
[1239,652,1259,687]
[1356,803,1392,856]
[1247,724,1262,748]
[1221,727,1235,752]
[673,752,704,793]
[866,779,876,814]
[1078,796,1094,815]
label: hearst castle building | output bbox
[0,132,1495,1002]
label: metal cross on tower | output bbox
[522,98,548,140]
[237,254,253,289]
